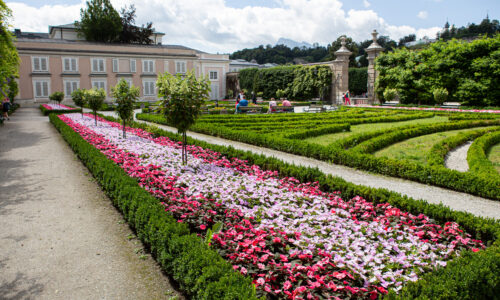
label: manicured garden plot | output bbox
[51,112,499,299]
[468,131,500,177]
[40,103,81,115]
[489,142,500,174]
[373,127,495,164]
[306,116,448,146]
[137,109,500,199]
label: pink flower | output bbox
[240,266,247,275]
[200,224,207,230]
[256,278,265,286]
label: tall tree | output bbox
[76,0,122,43]
[0,0,19,98]
[119,5,154,44]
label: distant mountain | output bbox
[276,37,313,49]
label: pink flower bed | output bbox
[42,103,75,110]
[354,104,500,114]
[58,113,485,299]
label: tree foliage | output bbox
[230,44,329,65]
[112,79,140,138]
[437,17,500,41]
[7,78,18,103]
[375,35,500,106]
[157,71,210,164]
[119,5,154,44]
[71,88,86,116]
[85,88,106,125]
[0,0,19,97]
[348,67,368,96]
[49,91,64,104]
[76,0,122,43]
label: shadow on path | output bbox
[0,272,45,300]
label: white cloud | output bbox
[363,0,371,8]
[6,0,441,53]
[417,11,428,19]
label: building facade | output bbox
[14,25,229,102]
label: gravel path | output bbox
[445,141,472,172]
[134,118,500,220]
[0,108,182,300]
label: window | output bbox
[33,80,50,97]
[209,71,218,80]
[143,80,155,96]
[112,58,119,72]
[164,60,169,73]
[91,58,105,72]
[175,61,186,74]
[63,57,78,72]
[32,56,48,72]
[142,60,154,73]
[64,80,79,97]
[92,80,106,91]
[130,59,136,73]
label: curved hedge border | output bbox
[468,130,500,178]
[110,115,500,299]
[138,113,500,200]
[427,127,500,167]
[48,114,259,300]
[40,104,81,116]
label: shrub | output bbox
[49,91,64,104]
[348,67,367,96]
[433,87,449,105]
[383,88,398,102]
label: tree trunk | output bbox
[123,121,126,138]
[81,106,84,117]
[94,111,97,126]
[182,132,187,165]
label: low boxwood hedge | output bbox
[40,104,81,116]
[468,130,500,178]
[109,115,500,299]
[48,114,259,300]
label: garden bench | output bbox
[382,101,399,106]
[304,104,325,113]
[238,106,263,114]
[200,106,210,114]
[269,106,294,113]
[440,102,461,109]
[325,106,339,112]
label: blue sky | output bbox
[6,0,499,53]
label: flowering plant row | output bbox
[42,103,74,110]
[354,104,500,114]
[40,104,81,116]
[58,113,485,299]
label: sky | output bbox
[6,0,499,53]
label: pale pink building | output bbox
[14,24,229,103]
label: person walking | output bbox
[344,90,351,105]
[2,98,11,120]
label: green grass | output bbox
[374,127,495,164]
[305,116,449,146]
[487,142,500,174]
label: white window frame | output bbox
[32,79,50,98]
[130,59,136,73]
[209,71,218,81]
[62,57,78,72]
[91,80,106,91]
[91,58,106,73]
[142,80,156,96]
[142,59,155,73]
[63,79,80,98]
[32,56,49,72]
[112,58,119,73]
[175,60,187,74]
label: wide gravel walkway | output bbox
[0,108,182,300]
[135,117,500,220]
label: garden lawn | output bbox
[306,116,448,146]
[488,142,500,174]
[374,126,495,164]
[57,113,486,299]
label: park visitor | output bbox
[268,98,277,113]
[282,99,291,107]
[2,98,11,120]
[236,96,248,113]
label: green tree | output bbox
[71,88,86,116]
[49,91,64,104]
[76,0,122,43]
[85,88,106,125]
[7,78,18,103]
[119,5,154,44]
[433,87,448,105]
[0,1,20,97]
[157,71,210,165]
[112,79,139,138]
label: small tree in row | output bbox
[85,88,106,125]
[112,79,139,138]
[71,88,86,116]
[49,91,64,105]
[157,70,210,165]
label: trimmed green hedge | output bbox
[40,105,82,116]
[427,127,500,167]
[49,114,259,299]
[348,67,368,96]
[111,114,500,299]
[468,130,500,177]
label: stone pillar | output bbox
[366,30,384,104]
[332,37,352,105]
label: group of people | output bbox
[235,90,292,114]
[2,98,12,120]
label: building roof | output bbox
[230,59,260,66]
[13,29,49,39]
[49,23,165,35]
